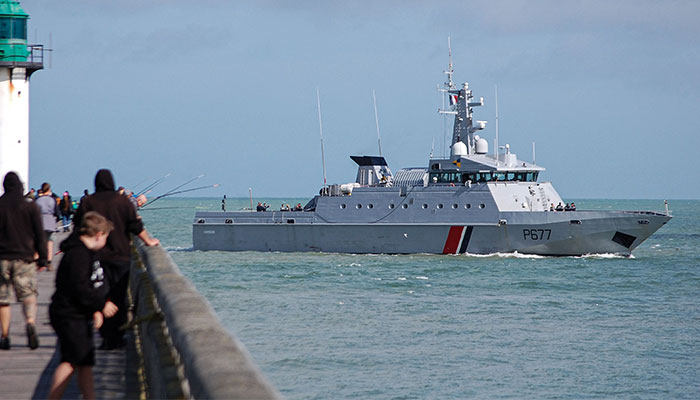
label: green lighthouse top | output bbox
[0,0,30,62]
[0,0,28,18]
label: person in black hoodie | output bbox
[0,171,47,350]
[48,211,117,399]
[72,169,159,349]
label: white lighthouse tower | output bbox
[0,0,43,192]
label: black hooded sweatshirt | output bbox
[0,172,47,265]
[50,234,106,319]
[72,169,144,263]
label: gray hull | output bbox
[193,210,670,256]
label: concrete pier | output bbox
[0,232,279,399]
[130,240,280,399]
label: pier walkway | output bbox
[0,232,137,399]
[1,232,279,399]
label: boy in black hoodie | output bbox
[48,211,117,399]
[73,168,159,349]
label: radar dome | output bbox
[452,141,468,157]
[475,138,488,154]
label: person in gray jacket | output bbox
[35,182,60,269]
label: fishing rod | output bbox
[157,183,220,197]
[129,176,151,192]
[158,174,204,198]
[141,183,220,208]
[136,173,171,196]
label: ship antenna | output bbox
[445,37,454,157]
[316,88,328,189]
[372,89,383,157]
[446,36,454,89]
[494,85,499,165]
[437,36,457,158]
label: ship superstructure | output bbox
[193,48,670,256]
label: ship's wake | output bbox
[462,251,633,259]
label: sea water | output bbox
[141,199,699,399]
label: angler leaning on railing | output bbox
[128,239,280,399]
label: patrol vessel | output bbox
[193,54,671,256]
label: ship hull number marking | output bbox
[523,228,552,241]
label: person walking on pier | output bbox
[60,191,74,232]
[48,211,118,399]
[0,172,47,350]
[73,169,159,350]
[36,183,60,268]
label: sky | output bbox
[18,0,700,200]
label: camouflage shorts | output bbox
[0,259,38,304]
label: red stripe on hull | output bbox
[442,226,464,254]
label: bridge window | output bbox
[429,170,539,183]
[475,172,492,182]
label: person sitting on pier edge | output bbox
[0,172,47,350]
[570,202,576,211]
[555,202,564,211]
[280,203,290,211]
[293,203,303,211]
[48,211,118,400]
[256,202,265,212]
[564,203,572,211]
[73,169,160,350]
[550,203,555,212]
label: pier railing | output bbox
[129,239,280,399]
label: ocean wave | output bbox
[463,251,547,259]
[573,253,634,259]
[165,246,194,252]
[460,251,633,259]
